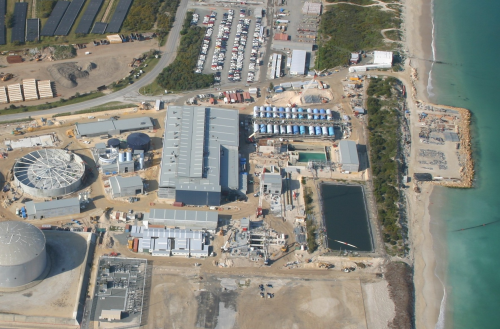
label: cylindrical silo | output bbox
[279,107,285,118]
[307,108,312,114]
[322,126,328,135]
[139,158,144,169]
[320,109,326,120]
[119,151,124,162]
[309,126,314,135]
[299,126,306,135]
[313,108,319,120]
[107,138,121,148]
[286,125,292,134]
[327,115,332,121]
[126,149,132,162]
[298,108,304,119]
[326,109,332,115]
[253,106,259,117]
[254,123,259,133]
[273,107,278,118]
[260,111,265,118]
[260,124,266,133]
[315,126,322,135]
[274,125,280,134]
[126,132,151,152]
[285,107,291,119]
[280,125,286,134]
[328,127,335,136]
[267,124,273,133]
[0,221,47,289]
[293,125,299,134]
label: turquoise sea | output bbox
[428,0,500,328]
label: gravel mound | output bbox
[47,62,90,88]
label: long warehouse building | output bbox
[158,106,241,206]
[144,208,218,232]
[75,117,154,138]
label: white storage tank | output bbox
[280,125,286,134]
[274,125,280,134]
[267,124,273,133]
[253,106,259,117]
[286,125,292,134]
[254,123,259,133]
[309,126,314,135]
[322,126,328,135]
[273,107,278,118]
[285,107,291,119]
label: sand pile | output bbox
[47,62,91,88]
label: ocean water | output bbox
[427,0,500,328]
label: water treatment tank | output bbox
[307,108,312,113]
[313,108,319,120]
[138,158,144,170]
[309,126,314,135]
[328,127,335,136]
[253,106,259,117]
[320,109,326,120]
[322,126,328,135]
[267,124,273,133]
[254,123,259,133]
[279,107,285,118]
[260,124,266,133]
[298,108,304,119]
[274,125,280,134]
[315,126,322,135]
[125,149,132,162]
[286,125,292,134]
[107,138,121,148]
[307,113,313,120]
[280,125,286,134]
[291,108,297,119]
[0,221,47,289]
[293,125,299,134]
[126,132,151,152]
[326,109,332,115]
[285,107,291,119]
[273,107,278,118]
[119,151,125,162]
[327,115,332,121]
[260,110,265,118]
[299,126,306,135]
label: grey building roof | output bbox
[263,173,282,185]
[240,217,250,228]
[110,175,143,195]
[145,209,218,227]
[339,140,359,166]
[159,106,239,192]
[290,50,307,75]
[75,117,153,136]
[0,221,46,266]
[25,197,80,215]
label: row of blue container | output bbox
[254,123,335,136]
[253,106,333,120]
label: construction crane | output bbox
[256,168,265,217]
[300,69,326,104]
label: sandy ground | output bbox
[363,280,395,329]
[0,39,158,103]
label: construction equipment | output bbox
[66,129,75,138]
[11,129,23,135]
[1,73,13,81]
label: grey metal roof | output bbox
[75,117,153,136]
[110,175,143,192]
[290,50,307,75]
[25,197,80,215]
[146,208,218,225]
[159,106,239,192]
[339,140,359,166]
[263,173,282,185]
[0,221,46,266]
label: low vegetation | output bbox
[155,13,213,91]
[123,0,179,32]
[38,0,57,18]
[52,103,137,118]
[302,177,318,253]
[385,262,414,329]
[325,0,375,4]
[366,77,404,253]
[316,4,400,69]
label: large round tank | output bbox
[126,133,151,152]
[0,221,47,289]
[13,149,85,198]
[107,138,121,148]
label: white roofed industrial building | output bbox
[75,117,154,138]
[25,197,80,220]
[373,51,393,65]
[109,175,143,198]
[290,50,307,75]
[144,208,218,232]
[338,140,360,172]
[158,106,241,206]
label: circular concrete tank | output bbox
[0,221,47,289]
[127,133,150,152]
[13,149,86,198]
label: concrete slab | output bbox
[5,134,55,149]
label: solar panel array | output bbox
[55,0,86,35]
[26,19,40,42]
[75,0,104,34]
[91,22,107,34]
[105,0,133,33]
[41,1,70,36]
[0,0,5,45]
[11,2,28,43]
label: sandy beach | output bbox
[404,0,447,327]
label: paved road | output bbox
[0,0,190,122]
